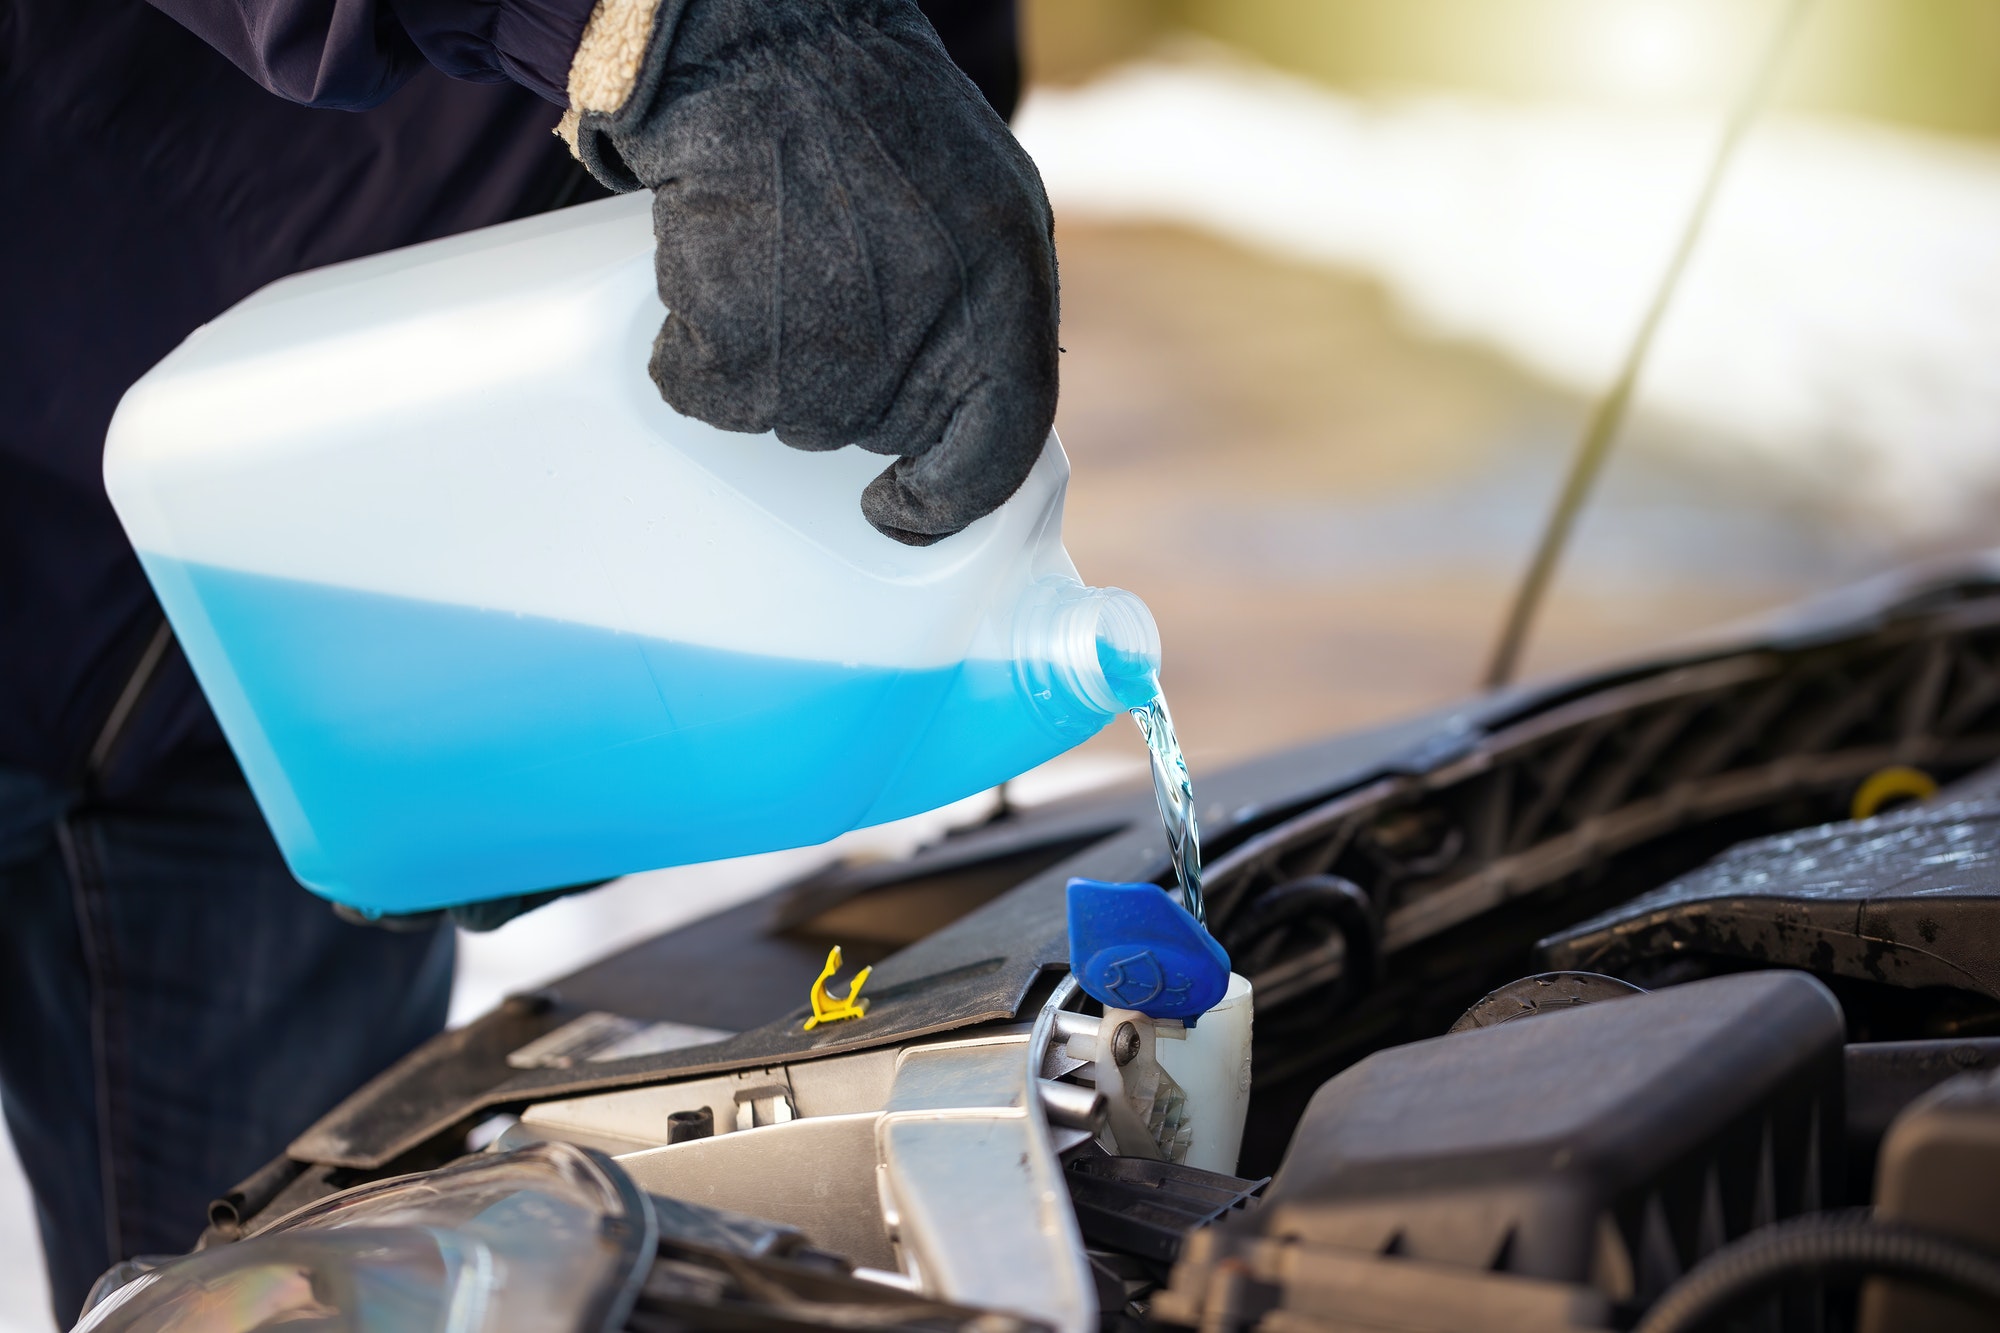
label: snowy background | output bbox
[1014,48,2000,531]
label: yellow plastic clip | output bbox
[1852,765,1939,821]
[803,945,872,1031]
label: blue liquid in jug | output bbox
[141,558,1109,914]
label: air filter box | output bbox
[1155,971,1845,1332]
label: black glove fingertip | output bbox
[861,465,955,544]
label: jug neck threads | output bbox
[1017,578,1162,733]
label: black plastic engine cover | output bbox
[1538,796,2000,999]
[1155,971,1845,1331]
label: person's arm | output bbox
[145,0,592,109]
[152,0,1058,545]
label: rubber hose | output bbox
[1634,1210,2000,1333]
[1220,875,1378,1018]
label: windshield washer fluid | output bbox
[104,192,1159,916]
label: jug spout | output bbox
[1016,577,1162,734]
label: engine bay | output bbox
[83,558,2000,1333]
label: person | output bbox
[0,0,1056,1320]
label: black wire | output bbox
[1481,0,1816,690]
[1634,1210,2000,1333]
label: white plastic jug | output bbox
[104,192,1159,916]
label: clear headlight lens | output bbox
[75,1142,655,1333]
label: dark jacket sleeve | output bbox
[145,0,597,109]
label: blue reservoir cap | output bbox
[1066,877,1231,1021]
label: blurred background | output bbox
[1021,0,2000,758]
[7,0,1999,1325]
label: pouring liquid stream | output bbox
[1131,686,1205,926]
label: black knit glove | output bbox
[561,0,1059,546]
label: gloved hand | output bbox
[334,882,604,934]
[559,0,1059,545]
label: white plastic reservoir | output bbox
[105,192,1158,916]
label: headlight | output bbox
[75,1142,655,1333]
